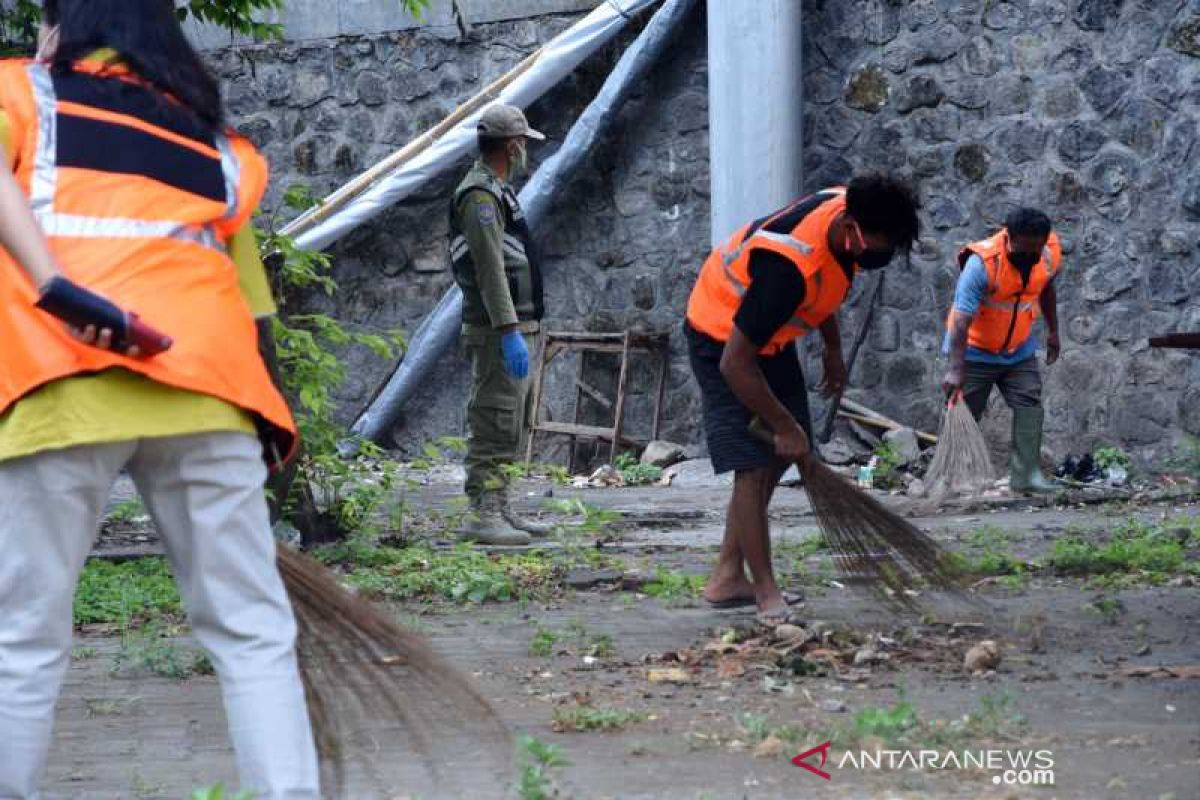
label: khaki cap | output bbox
[477,103,545,140]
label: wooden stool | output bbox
[526,330,670,471]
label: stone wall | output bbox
[213,0,1200,465]
[211,6,711,461]
[800,0,1200,465]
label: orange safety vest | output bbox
[686,189,854,355]
[0,58,297,462]
[950,229,1062,355]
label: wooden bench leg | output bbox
[609,332,632,465]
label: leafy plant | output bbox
[542,498,622,535]
[259,186,406,537]
[517,735,569,800]
[74,558,183,627]
[111,623,213,681]
[1086,596,1124,625]
[642,567,705,602]
[852,698,918,743]
[318,542,561,604]
[106,498,149,527]
[871,441,905,490]
[529,626,558,657]
[1048,520,1186,581]
[191,785,256,800]
[1094,446,1131,471]
[615,451,663,486]
[552,705,646,733]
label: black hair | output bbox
[477,133,512,157]
[44,0,223,129]
[1005,207,1052,238]
[845,174,921,251]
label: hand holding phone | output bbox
[35,276,173,357]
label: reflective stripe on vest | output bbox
[26,63,237,253]
[717,231,824,338]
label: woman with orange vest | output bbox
[942,208,1062,493]
[685,175,920,623]
[0,2,319,797]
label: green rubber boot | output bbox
[1009,406,1057,494]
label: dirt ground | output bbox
[45,475,1200,800]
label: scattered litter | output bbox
[1112,665,1200,680]
[647,667,693,684]
[964,640,1002,674]
[753,735,784,759]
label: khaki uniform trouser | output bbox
[0,432,319,800]
[463,327,538,502]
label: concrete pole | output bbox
[706,0,804,245]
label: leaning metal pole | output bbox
[349,0,697,444]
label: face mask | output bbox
[857,247,896,271]
[36,24,60,62]
[843,220,895,271]
[508,141,528,178]
[1008,251,1039,271]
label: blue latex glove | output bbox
[500,330,530,379]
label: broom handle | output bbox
[818,271,886,443]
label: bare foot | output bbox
[703,575,756,605]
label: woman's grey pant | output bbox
[0,432,319,800]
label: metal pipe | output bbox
[294,0,661,253]
[350,0,697,444]
[706,0,803,244]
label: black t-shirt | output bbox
[732,250,807,348]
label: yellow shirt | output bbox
[0,77,277,463]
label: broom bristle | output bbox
[798,457,973,607]
[923,401,994,501]
[276,547,510,794]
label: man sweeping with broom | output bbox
[685,175,920,623]
[942,208,1062,494]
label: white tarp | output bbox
[289,0,660,253]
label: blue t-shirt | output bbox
[941,254,1039,365]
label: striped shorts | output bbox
[685,323,813,475]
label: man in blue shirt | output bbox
[942,208,1062,493]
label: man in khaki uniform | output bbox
[450,104,550,545]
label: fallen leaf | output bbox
[716,657,746,679]
[753,735,784,759]
[647,667,693,685]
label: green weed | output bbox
[106,498,148,526]
[74,558,183,627]
[552,705,646,732]
[319,542,560,604]
[542,498,623,535]
[642,567,705,603]
[191,786,256,800]
[1094,446,1131,472]
[1048,519,1187,582]
[1085,596,1125,625]
[529,626,559,657]
[517,735,569,800]
[871,441,905,490]
[111,624,212,681]
[84,697,136,717]
[615,452,663,486]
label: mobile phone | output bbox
[35,276,173,356]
